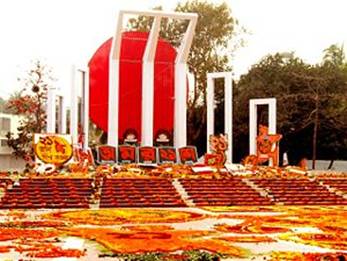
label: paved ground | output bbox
[307,160,347,171]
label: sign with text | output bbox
[118,145,136,164]
[178,146,198,165]
[97,145,117,164]
[74,147,95,166]
[138,146,157,164]
[204,153,224,167]
[34,134,73,165]
[158,147,177,164]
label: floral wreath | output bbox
[155,129,172,143]
[122,128,138,143]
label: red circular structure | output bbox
[89,31,176,143]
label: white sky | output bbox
[0,0,346,98]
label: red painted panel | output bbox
[88,31,176,143]
[88,38,111,133]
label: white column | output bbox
[224,73,233,163]
[141,17,161,146]
[268,99,277,134]
[107,61,119,147]
[206,76,214,153]
[249,100,257,155]
[174,62,187,148]
[107,12,123,147]
[268,98,277,167]
[57,96,67,134]
[70,65,79,145]
[61,97,67,134]
[46,87,56,133]
[83,68,90,150]
[173,12,196,149]
[175,13,197,64]
[141,62,154,146]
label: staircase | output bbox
[99,178,187,208]
[250,178,347,205]
[179,177,273,206]
[0,178,93,209]
[171,179,195,207]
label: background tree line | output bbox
[234,50,347,167]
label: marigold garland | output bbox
[60,227,247,257]
[44,209,206,225]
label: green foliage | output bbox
[183,250,221,261]
[115,252,163,261]
[6,60,55,166]
[128,0,243,154]
[323,43,345,67]
[235,49,347,164]
[99,250,221,261]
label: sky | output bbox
[0,0,347,99]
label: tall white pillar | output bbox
[268,99,277,134]
[174,63,187,148]
[173,12,196,148]
[249,101,257,155]
[46,87,56,133]
[224,74,233,163]
[141,17,161,146]
[57,95,67,134]
[107,12,123,147]
[107,61,119,147]
[70,65,79,145]
[206,72,233,163]
[268,99,277,166]
[141,62,154,146]
[206,77,214,153]
[83,68,90,150]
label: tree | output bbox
[323,44,345,67]
[129,0,244,154]
[235,50,347,167]
[6,61,55,166]
[234,53,309,162]
[319,44,347,168]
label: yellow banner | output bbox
[34,134,73,165]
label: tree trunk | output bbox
[312,96,319,169]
